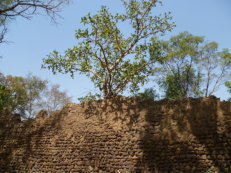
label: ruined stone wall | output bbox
[0,96,231,172]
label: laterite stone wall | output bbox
[0,96,231,172]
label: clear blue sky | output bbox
[0,0,231,102]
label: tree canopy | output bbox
[42,0,175,98]
[0,73,71,118]
[0,73,47,117]
[0,83,10,111]
[153,31,231,100]
[134,88,159,100]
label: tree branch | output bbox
[72,67,103,82]
[209,65,226,96]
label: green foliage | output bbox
[205,168,230,173]
[206,169,212,173]
[153,31,231,100]
[2,75,28,116]
[23,164,28,173]
[0,0,14,10]
[42,0,175,98]
[0,84,10,111]
[0,72,72,118]
[225,81,231,102]
[78,92,101,103]
[0,73,47,118]
[24,73,48,117]
[159,74,181,100]
[0,0,13,24]
[0,0,13,28]
[159,69,203,100]
[155,31,204,99]
[135,88,159,100]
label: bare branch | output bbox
[73,67,103,82]
[0,0,70,43]
[0,23,7,43]
[209,65,226,96]
[0,0,69,20]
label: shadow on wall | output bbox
[0,109,64,172]
[81,96,145,130]
[138,96,231,172]
[0,96,231,172]
[81,96,231,172]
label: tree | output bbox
[39,84,72,115]
[0,84,10,112]
[225,81,231,102]
[24,73,47,117]
[0,73,9,112]
[1,74,28,116]
[159,70,202,100]
[42,0,175,98]
[154,31,204,99]
[134,88,159,100]
[0,72,72,118]
[153,31,231,100]
[200,44,231,97]
[0,73,47,118]
[0,0,70,43]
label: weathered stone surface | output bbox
[0,96,231,172]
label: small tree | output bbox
[40,84,72,115]
[24,73,47,118]
[134,88,159,100]
[42,0,174,98]
[159,70,202,100]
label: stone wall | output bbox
[0,96,231,172]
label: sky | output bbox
[0,0,231,102]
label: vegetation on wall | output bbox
[134,88,159,100]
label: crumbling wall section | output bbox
[0,96,231,172]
